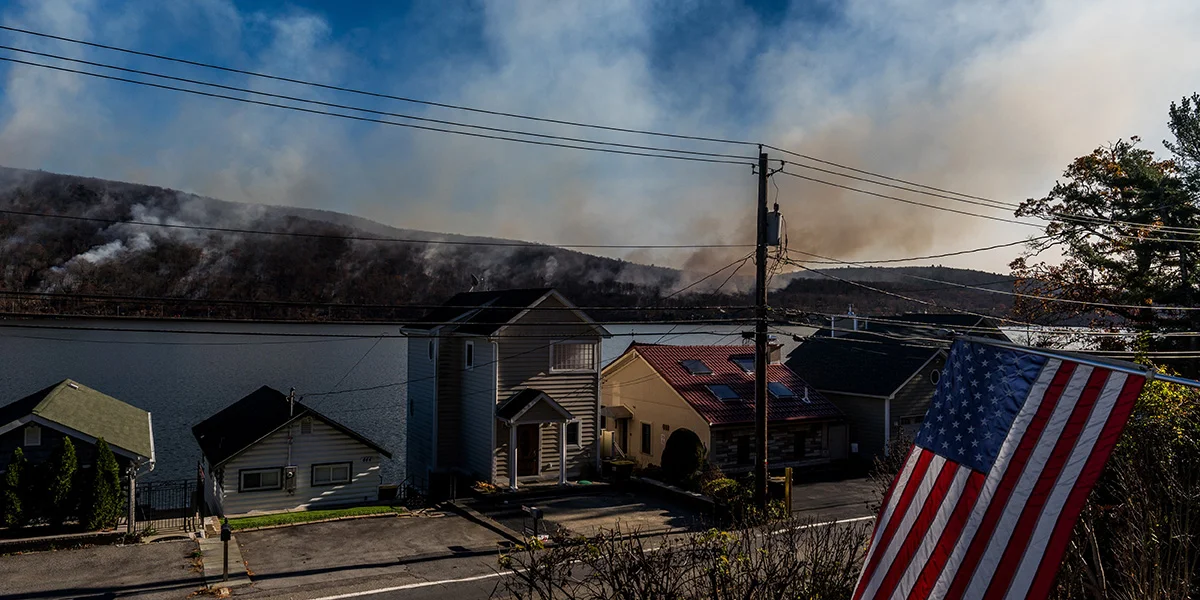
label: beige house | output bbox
[404,288,609,493]
[601,344,847,474]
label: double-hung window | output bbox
[551,342,596,371]
[312,462,352,486]
[240,468,283,492]
[23,425,41,447]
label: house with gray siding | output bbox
[403,288,609,492]
[787,314,1007,459]
[193,386,391,516]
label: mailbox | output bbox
[220,521,232,542]
[522,505,542,520]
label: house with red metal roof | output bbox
[600,343,847,474]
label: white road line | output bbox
[307,571,509,600]
[311,514,877,599]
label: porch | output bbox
[497,389,576,490]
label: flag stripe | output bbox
[961,364,1095,599]
[1023,374,1144,600]
[875,462,968,600]
[981,367,1111,600]
[903,469,987,600]
[856,451,941,600]
[857,446,924,594]
[937,359,1075,600]
[1004,371,1129,600]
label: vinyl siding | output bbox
[890,354,944,431]
[218,418,383,516]
[436,338,465,469]
[405,336,437,490]
[493,295,600,484]
[460,339,496,481]
[823,392,887,459]
[601,354,712,467]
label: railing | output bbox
[132,479,199,533]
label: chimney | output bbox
[768,337,783,364]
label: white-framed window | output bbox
[300,417,313,435]
[551,342,596,371]
[566,421,581,447]
[239,467,283,492]
[465,341,475,370]
[931,369,941,385]
[312,462,352,486]
[428,339,435,361]
[23,425,41,447]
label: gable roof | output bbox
[820,313,1008,340]
[620,344,842,426]
[496,388,573,423]
[191,385,391,467]
[786,336,942,397]
[0,379,153,460]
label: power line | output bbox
[0,207,754,249]
[782,236,1049,265]
[0,56,753,167]
[0,24,757,148]
[660,252,755,300]
[0,44,755,162]
[786,248,1200,313]
[779,159,1018,213]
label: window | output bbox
[768,382,797,399]
[680,359,712,375]
[551,343,596,371]
[731,356,755,373]
[300,417,313,435]
[428,340,435,360]
[793,431,807,460]
[465,341,475,370]
[736,435,751,465]
[707,384,740,401]
[641,422,652,454]
[312,462,352,486]
[566,422,581,446]
[23,425,40,447]
[239,468,283,492]
[931,369,942,385]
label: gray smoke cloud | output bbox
[1,0,1199,281]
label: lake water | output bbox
[1,318,1044,483]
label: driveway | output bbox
[791,475,877,522]
[471,490,710,538]
[232,512,510,598]
[0,539,204,599]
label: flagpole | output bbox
[957,335,1200,390]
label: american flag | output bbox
[853,339,1147,600]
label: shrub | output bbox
[46,438,78,527]
[83,438,123,531]
[1,447,26,527]
[659,429,705,487]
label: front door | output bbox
[516,424,540,477]
[615,418,629,455]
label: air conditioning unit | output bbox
[284,466,297,493]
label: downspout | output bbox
[491,339,500,485]
[594,361,602,472]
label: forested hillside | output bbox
[0,167,1015,321]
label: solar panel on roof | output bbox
[707,384,740,401]
[768,382,797,398]
[731,356,755,373]
[681,359,712,375]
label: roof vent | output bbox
[67,382,79,389]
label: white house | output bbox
[193,386,392,516]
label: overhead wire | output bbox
[0,24,756,147]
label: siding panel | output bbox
[219,418,384,516]
[406,336,437,490]
[460,339,496,481]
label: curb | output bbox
[230,510,403,533]
[446,501,523,545]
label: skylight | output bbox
[768,382,797,399]
[681,359,712,375]
[731,356,755,373]
[707,384,740,401]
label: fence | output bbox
[131,479,199,533]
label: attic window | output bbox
[707,384,740,401]
[731,356,755,373]
[300,417,313,435]
[681,360,712,375]
[768,382,797,399]
[24,425,41,447]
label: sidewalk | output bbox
[199,532,252,589]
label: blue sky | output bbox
[1,0,1199,273]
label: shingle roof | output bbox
[496,388,572,422]
[625,344,843,426]
[0,379,153,460]
[786,336,942,397]
[192,385,391,467]
[407,288,556,335]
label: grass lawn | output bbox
[227,505,402,530]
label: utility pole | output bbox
[754,150,770,512]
